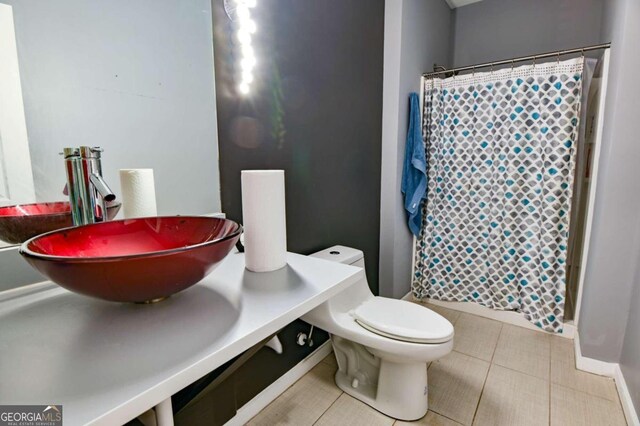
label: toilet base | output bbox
[331,336,429,421]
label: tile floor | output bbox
[248,303,627,426]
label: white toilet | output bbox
[303,246,454,421]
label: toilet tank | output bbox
[305,245,373,320]
[310,245,365,269]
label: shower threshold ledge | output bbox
[0,251,363,426]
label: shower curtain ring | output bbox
[556,51,561,65]
[511,59,514,71]
[581,48,585,59]
[533,56,537,68]
[490,63,494,74]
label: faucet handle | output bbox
[61,147,80,158]
[79,146,103,159]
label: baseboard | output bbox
[614,364,640,426]
[224,341,333,426]
[573,333,617,377]
[405,291,637,424]
[405,292,576,339]
[573,334,639,425]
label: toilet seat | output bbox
[352,297,454,344]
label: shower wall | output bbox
[451,0,605,66]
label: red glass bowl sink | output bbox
[0,201,121,244]
[20,216,242,303]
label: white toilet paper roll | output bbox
[119,169,158,219]
[241,170,287,272]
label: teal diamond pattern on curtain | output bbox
[412,58,584,333]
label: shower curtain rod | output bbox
[422,42,611,78]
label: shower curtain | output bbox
[412,58,584,332]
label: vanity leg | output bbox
[155,398,174,426]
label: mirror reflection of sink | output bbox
[19,216,242,303]
[0,201,121,244]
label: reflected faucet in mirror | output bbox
[63,146,116,226]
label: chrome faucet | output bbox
[63,146,116,226]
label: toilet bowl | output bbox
[302,246,454,421]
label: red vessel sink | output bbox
[20,216,242,303]
[0,201,121,244]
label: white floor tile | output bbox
[428,351,490,425]
[395,410,463,425]
[247,362,341,426]
[550,384,626,426]
[549,337,619,402]
[250,312,625,426]
[474,364,549,426]
[453,313,502,361]
[315,393,394,426]
[493,324,550,379]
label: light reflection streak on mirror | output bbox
[233,0,257,95]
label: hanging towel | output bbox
[401,92,427,236]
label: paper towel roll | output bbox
[241,170,287,272]
[119,169,158,219]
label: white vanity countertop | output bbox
[0,251,363,426]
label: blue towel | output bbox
[401,92,427,237]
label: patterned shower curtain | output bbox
[412,58,584,332]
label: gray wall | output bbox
[451,0,605,66]
[207,0,385,421]
[3,0,220,216]
[214,0,384,293]
[379,0,452,298]
[577,0,640,414]
[578,0,640,362]
[621,258,640,419]
[0,247,45,291]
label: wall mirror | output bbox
[0,1,221,249]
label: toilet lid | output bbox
[352,297,454,344]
